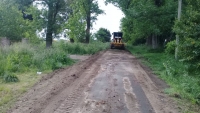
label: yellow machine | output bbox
[110,32,125,49]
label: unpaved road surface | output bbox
[8,50,179,113]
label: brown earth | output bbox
[7,50,180,113]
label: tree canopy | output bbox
[66,0,103,43]
[0,0,42,42]
[95,28,111,42]
[0,0,104,46]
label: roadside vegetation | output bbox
[55,41,109,55]
[127,45,200,113]
[94,28,111,43]
[0,41,109,113]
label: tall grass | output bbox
[127,44,200,112]
[0,42,74,82]
[0,41,109,82]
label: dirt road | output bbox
[8,50,179,113]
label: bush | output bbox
[165,40,176,54]
[3,72,19,82]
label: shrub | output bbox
[165,40,176,54]
[3,72,19,82]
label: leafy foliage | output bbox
[173,0,200,70]
[107,0,177,48]
[66,0,103,43]
[95,28,111,42]
[0,0,43,42]
[3,72,19,83]
[165,40,176,54]
[0,0,23,41]
[65,1,86,42]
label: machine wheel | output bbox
[121,45,125,50]
[110,45,114,49]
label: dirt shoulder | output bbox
[8,50,180,113]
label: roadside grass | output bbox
[126,44,200,113]
[0,72,42,113]
[0,41,109,113]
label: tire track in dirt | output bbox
[131,63,178,113]
[123,77,140,113]
[53,64,100,113]
[7,51,104,113]
[8,50,180,113]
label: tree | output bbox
[42,0,70,47]
[0,0,23,41]
[65,1,86,42]
[83,0,103,43]
[95,28,111,42]
[67,0,103,43]
[0,0,42,42]
[173,0,200,70]
[106,0,177,49]
[15,0,72,47]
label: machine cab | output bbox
[111,32,124,49]
[112,32,123,43]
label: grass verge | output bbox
[0,72,43,113]
[126,44,200,113]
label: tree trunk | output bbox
[46,31,53,48]
[85,0,91,43]
[152,34,158,49]
[46,4,54,48]
[146,36,152,46]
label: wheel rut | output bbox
[8,50,180,113]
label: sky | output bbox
[92,0,124,34]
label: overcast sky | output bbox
[92,0,124,34]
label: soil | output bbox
[7,50,180,113]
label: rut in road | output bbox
[8,50,179,113]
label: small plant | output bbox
[3,72,19,82]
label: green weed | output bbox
[3,72,19,83]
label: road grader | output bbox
[110,32,125,49]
